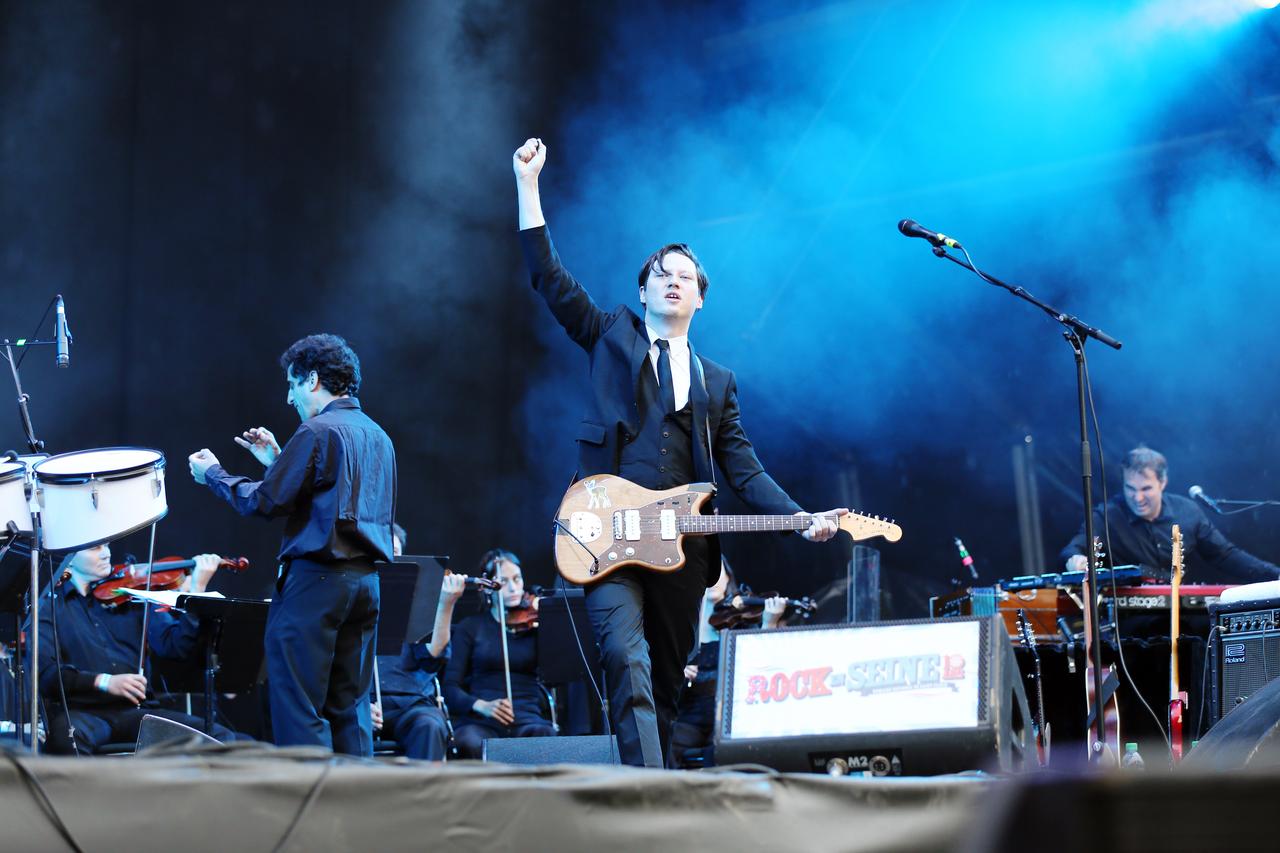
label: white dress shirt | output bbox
[644,324,691,411]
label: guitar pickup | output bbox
[659,510,677,541]
[623,510,641,541]
[612,512,623,540]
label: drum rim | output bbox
[0,462,25,484]
[39,508,169,553]
[33,447,167,484]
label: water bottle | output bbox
[1121,742,1145,770]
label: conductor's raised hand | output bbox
[513,137,546,181]
[234,426,281,467]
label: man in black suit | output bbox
[513,137,845,768]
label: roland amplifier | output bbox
[1209,599,1280,724]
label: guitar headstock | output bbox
[1092,536,1106,568]
[1015,607,1035,650]
[839,511,903,543]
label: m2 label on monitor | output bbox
[725,621,982,740]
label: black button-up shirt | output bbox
[377,641,449,698]
[30,584,200,708]
[203,398,396,564]
[1061,493,1280,582]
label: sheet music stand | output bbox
[536,590,600,685]
[387,556,448,648]
[175,596,270,734]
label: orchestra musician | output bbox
[188,333,397,756]
[368,525,464,761]
[513,137,845,768]
[441,550,555,758]
[669,558,785,767]
[1061,446,1279,581]
[28,545,241,754]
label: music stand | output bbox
[391,556,448,646]
[175,595,270,734]
[537,590,600,685]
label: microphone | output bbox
[1189,485,1223,515]
[55,294,70,368]
[898,219,963,249]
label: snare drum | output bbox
[0,461,33,535]
[34,448,167,551]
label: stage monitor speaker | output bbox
[713,615,1031,775]
[1208,598,1280,724]
[482,735,620,766]
[135,714,222,752]
[1185,672,1280,771]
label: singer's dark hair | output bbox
[280,334,361,397]
[1122,446,1167,481]
[638,243,709,299]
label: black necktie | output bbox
[656,339,676,414]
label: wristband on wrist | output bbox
[95,673,111,692]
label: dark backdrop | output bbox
[3,1,1279,616]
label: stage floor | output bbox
[2,744,1278,852]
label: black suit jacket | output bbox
[520,225,802,521]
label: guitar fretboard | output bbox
[677,515,816,534]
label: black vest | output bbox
[619,359,696,491]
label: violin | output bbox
[709,589,817,631]
[89,555,250,606]
[503,592,540,635]
[445,569,501,591]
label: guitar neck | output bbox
[678,515,814,534]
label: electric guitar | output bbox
[1082,537,1121,763]
[553,474,902,585]
[1169,524,1189,763]
[1016,607,1051,766]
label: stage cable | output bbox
[1081,344,1172,753]
[44,552,82,755]
[11,295,59,371]
[270,757,335,853]
[0,749,86,852]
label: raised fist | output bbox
[513,137,546,181]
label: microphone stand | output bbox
[925,243,1122,764]
[1207,498,1280,516]
[1,339,52,754]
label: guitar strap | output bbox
[688,343,717,489]
[1083,669,1121,729]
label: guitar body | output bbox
[553,474,903,585]
[554,475,715,585]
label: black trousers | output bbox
[585,539,708,768]
[265,559,380,756]
[451,717,557,760]
[48,704,238,754]
[381,693,450,761]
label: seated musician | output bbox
[1061,446,1279,581]
[669,558,784,767]
[441,549,555,758]
[368,524,464,760]
[28,544,241,754]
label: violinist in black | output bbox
[669,559,786,767]
[441,551,554,758]
[28,544,239,754]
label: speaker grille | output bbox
[1220,632,1280,716]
